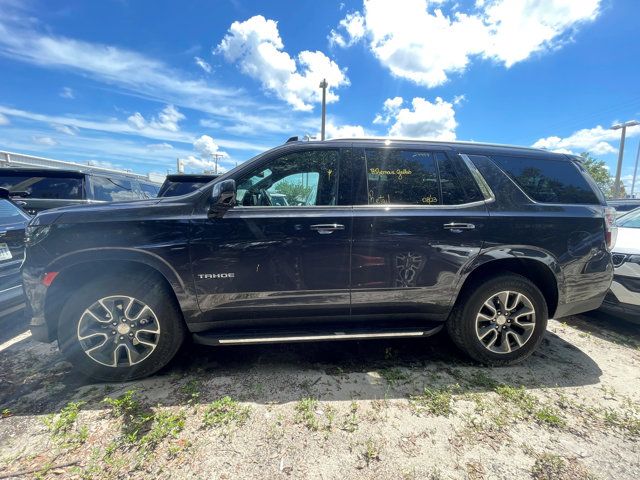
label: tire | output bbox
[57,273,186,381]
[447,273,548,366]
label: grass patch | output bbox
[410,387,453,416]
[341,401,359,433]
[603,408,640,437]
[531,453,595,480]
[202,396,250,429]
[495,385,537,415]
[535,406,566,428]
[295,397,320,431]
[139,410,185,448]
[361,438,381,467]
[43,401,88,447]
[104,389,153,444]
[179,379,201,405]
[379,367,411,386]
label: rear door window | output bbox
[365,149,440,205]
[363,149,483,206]
[491,155,600,204]
[0,173,83,199]
[91,176,137,202]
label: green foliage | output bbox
[410,387,453,416]
[140,410,185,448]
[202,396,250,428]
[104,389,152,443]
[579,151,622,198]
[43,401,88,446]
[274,179,313,205]
[295,397,320,431]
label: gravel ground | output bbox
[0,311,639,479]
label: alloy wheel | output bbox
[76,295,160,367]
[475,290,536,354]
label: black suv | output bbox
[158,173,219,197]
[22,139,615,381]
[0,168,160,215]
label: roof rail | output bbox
[285,136,299,143]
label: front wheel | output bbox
[447,274,548,365]
[57,274,186,381]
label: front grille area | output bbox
[612,254,627,267]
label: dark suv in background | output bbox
[22,139,614,381]
[0,168,160,215]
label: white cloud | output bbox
[32,135,58,146]
[194,56,212,73]
[127,105,185,133]
[532,124,640,155]
[59,86,74,99]
[0,104,268,152]
[331,0,601,87]
[217,15,350,111]
[374,96,458,140]
[329,12,365,47]
[0,113,9,125]
[127,112,147,130]
[193,134,227,158]
[147,142,174,151]
[52,123,78,135]
[325,122,366,139]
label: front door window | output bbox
[236,150,339,207]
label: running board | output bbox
[192,325,443,346]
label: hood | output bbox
[30,198,163,227]
[613,227,640,255]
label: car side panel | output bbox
[466,154,613,316]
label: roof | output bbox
[322,137,553,155]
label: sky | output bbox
[0,0,639,192]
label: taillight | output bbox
[604,207,618,251]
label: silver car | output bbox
[601,207,640,322]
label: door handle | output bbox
[310,223,345,234]
[443,222,475,232]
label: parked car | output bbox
[0,168,161,214]
[0,188,29,317]
[158,174,219,197]
[22,138,615,381]
[600,207,640,322]
[607,199,640,217]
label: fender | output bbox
[45,247,199,315]
[455,244,564,306]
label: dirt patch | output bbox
[1,312,639,479]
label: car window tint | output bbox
[491,155,599,204]
[619,208,640,228]
[437,153,484,204]
[92,176,137,202]
[140,183,159,198]
[365,149,439,205]
[0,199,29,223]
[236,150,339,207]
[0,174,83,199]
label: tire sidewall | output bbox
[57,275,184,381]
[454,275,548,364]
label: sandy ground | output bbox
[0,311,639,480]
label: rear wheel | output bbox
[57,274,185,381]
[447,274,548,365]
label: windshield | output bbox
[619,208,640,228]
[158,181,209,197]
[0,173,83,199]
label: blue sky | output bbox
[0,0,639,191]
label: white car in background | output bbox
[600,207,640,323]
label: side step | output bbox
[192,325,443,346]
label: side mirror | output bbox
[208,179,236,218]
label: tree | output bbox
[274,180,313,205]
[579,152,616,198]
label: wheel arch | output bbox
[43,249,196,340]
[456,248,562,318]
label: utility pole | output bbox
[319,79,328,141]
[632,141,640,198]
[212,153,224,174]
[176,158,184,173]
[612,120,640,198]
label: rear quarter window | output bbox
[491,155,600,204]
